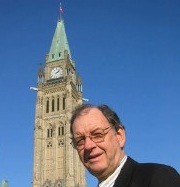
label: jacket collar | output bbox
[113,157,138,187]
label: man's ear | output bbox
[116,127,126,149]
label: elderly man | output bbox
[70,104,180,187]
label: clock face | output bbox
[51,67,62,79]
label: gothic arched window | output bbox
[63,97,65,110]
[46,98,49,113]
[52,97,55,112]
[47,128,53,138]
[58,126,64,136]
[57,96,60,111]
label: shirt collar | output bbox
[98,155,127,187]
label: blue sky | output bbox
[0,0,180,186]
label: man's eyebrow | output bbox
[73,127,103,138]
[90,128,103,133]
[73,135,84,139]
[73,132,84,137]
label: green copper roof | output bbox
[0,180,9,187]
[47,19,71,63]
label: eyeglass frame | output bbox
[70,125,114,151]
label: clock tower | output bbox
[32,18,86,187]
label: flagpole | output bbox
[59,2,63,20]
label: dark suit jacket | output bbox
[113,157,180,187]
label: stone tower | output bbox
[32,18,86,187]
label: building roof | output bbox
[46,19,71,63]
[0,180,9,187]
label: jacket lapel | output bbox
[113,157,138,187]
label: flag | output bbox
[60,2,63,14]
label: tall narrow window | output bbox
[61,126,64,135]
[57,97,60,111]
[50,129,52,137]
[58,126,64,136]
[58,127,60,136]
[47,128,53,138]
[63,97,65,110]
[52,98,54,112]
[46,99,49,113]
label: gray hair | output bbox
[70,104,124,135]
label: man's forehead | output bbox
[74,108,108,127]
[79,107,102,116]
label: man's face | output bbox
[72,108,126,181]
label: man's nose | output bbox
[84,136,96,150]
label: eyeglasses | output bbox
[70,126,113,151]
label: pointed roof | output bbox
[38,63,44,76]
[1,180,9,187]
[46,19,71,63]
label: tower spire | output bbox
[46,18,71,63]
